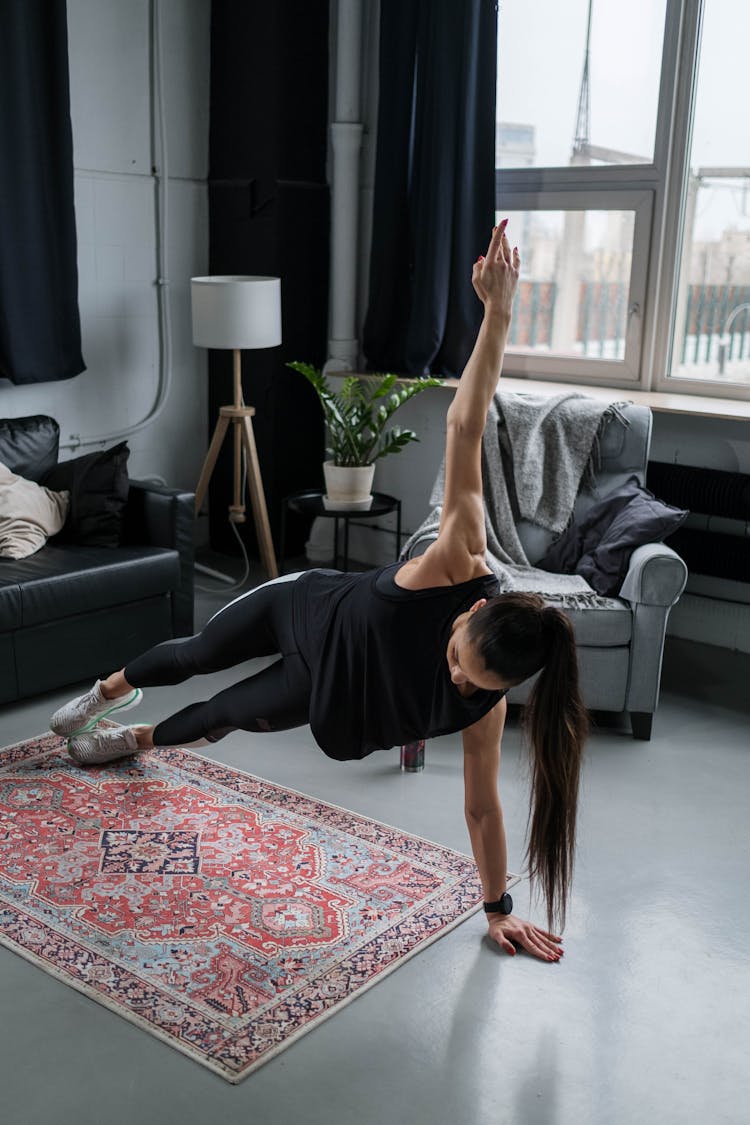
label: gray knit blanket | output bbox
[402,390,630,606]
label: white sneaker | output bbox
[50,681,143,737]
[67,725,141,766]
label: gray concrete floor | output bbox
[1,567,749,1125]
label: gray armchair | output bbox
[403,403,687,744]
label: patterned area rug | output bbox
[0,733,518,1082]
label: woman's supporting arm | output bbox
[462,699,564,963]
[463,700,509,900]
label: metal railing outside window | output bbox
[507,280,750,382]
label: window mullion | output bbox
[652,0,731,396]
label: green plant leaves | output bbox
[286,362,443,467]
[374,426,420,461]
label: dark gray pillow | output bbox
[0,415,60,481]
[576,488,688,595]
[538,476,688,596]
[537,478,643,574]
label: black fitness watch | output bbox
[483,892,513,915]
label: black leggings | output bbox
[123,574,311,747]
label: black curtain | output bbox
[363,0,497,377]
[0,0,84,385]
[207,1,329,556]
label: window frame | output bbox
[497,188,653,383]
[495,0,749,402]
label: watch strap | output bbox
[483,892,513,915]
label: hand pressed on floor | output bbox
[486,914,564,962]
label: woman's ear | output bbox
[469,599,487,614]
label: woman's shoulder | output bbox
[394,547,493,591]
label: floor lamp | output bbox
[191,275,280,580]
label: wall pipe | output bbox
[306,0,366,561]
[61,0,173,451]
[323,0,364,374]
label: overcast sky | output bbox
[497,0,750,239]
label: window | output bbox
[498,196,651,382]
[496,0,750,401]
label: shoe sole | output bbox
[51,688,143,737]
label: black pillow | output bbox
[42,442,130,547]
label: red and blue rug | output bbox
[0,732,514,1082]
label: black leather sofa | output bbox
[0,415,194,704]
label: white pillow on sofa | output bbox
[0,462,70,559]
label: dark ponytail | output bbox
[467,595,588,931]
[523,607,587,932]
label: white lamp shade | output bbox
[190,275,282,350]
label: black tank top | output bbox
[291,563,504,761]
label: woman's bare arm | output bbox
[463,698,563,963]
[413,221,520,586]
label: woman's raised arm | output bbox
[429,221,520,578]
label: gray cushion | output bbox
[561,599,632,646]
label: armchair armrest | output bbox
[619,543,687,721]
[619,542,688,607]
[124,480,195,637]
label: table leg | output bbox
[333,516,340,568]
[343,516,350,570]
[396,501,402,561]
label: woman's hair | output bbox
[467,592,588,931]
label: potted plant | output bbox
[287,362,443,509]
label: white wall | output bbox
[0,0,210,492]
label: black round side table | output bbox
[280,490,402,571]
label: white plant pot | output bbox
[322,461,375,510]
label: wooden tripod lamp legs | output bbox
[194,405,279,579]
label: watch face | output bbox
[500,892,513,914]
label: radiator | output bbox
[647,461,750,583]
[647,462,750,520]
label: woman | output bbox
[51,220,587,962]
